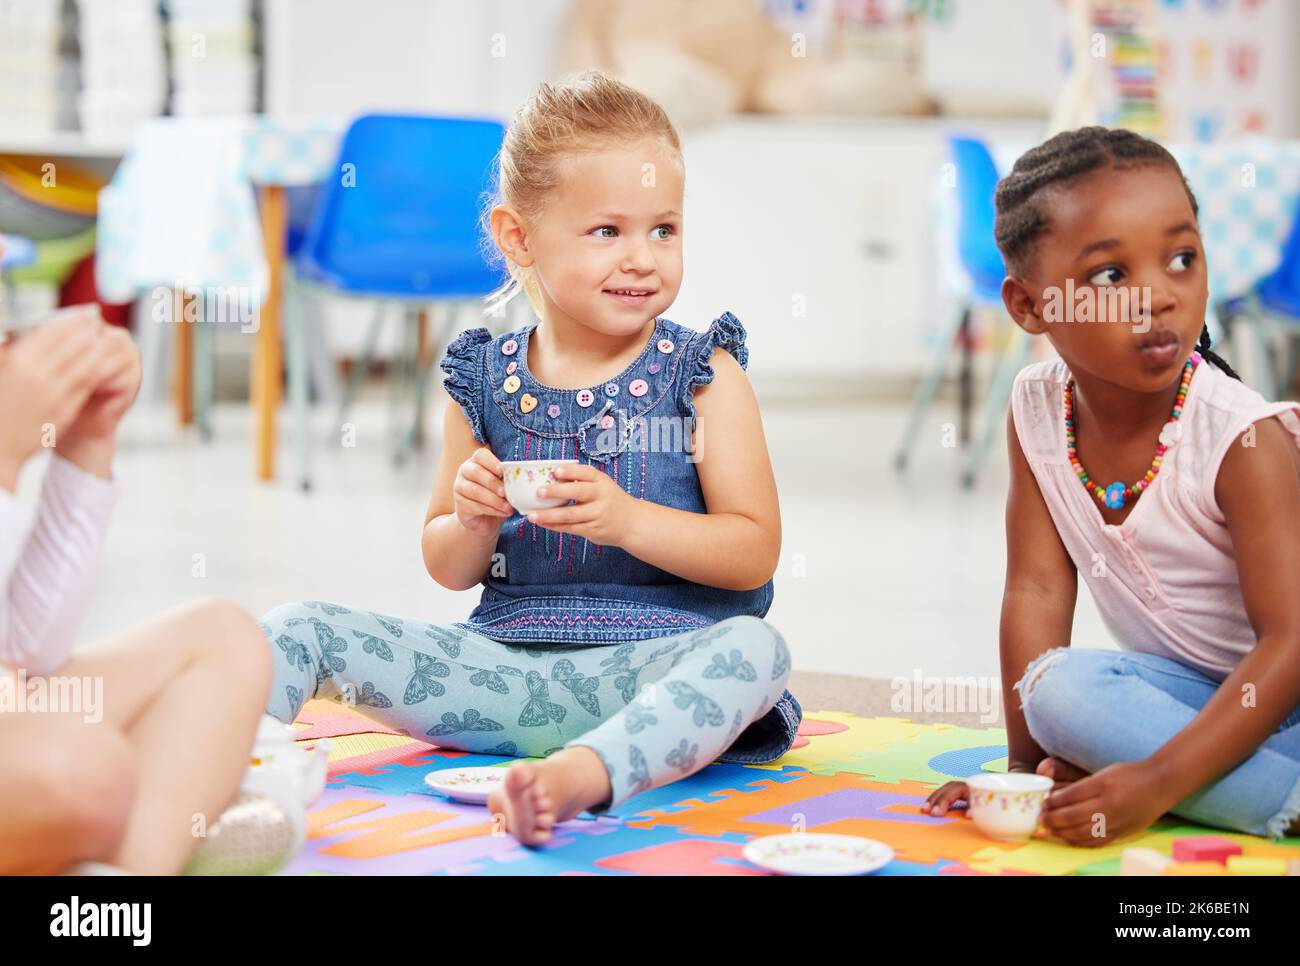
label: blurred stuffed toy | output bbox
[560,0,932,128]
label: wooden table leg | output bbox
[174,289,194,425]
[255,184,287,481]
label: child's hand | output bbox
[525,462,636,547]
[61,322,142,448]
[1040,759,1170,847]
[0,307,104,489]
[453,447,514,536]
[923,758,1084,817]
[922,781,969,816]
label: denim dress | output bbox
[438,310,801,763]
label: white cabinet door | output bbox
[673,119,941,384]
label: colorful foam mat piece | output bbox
[281,700,1300,876]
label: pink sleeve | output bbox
[1198,401,1300,520]
[0,454,121,676]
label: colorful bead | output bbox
[1065,352,1199,512]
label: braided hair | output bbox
[993,126,1240,380]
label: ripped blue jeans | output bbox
[258,602,795,815]
[1015,647,1300,840]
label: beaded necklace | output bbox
[1064,351,1201,510]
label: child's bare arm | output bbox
[617,348,781,591]
[925,407,1078,815]
[1145,417,1300,799]
[421,402,513,592]
[1000,404,1079,771]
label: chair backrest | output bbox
[296,114,508,298]
[948,134,1006,301]
[1259,195,1300,314]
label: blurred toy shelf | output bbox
[671,113,1046,397]
[0,131,129,159]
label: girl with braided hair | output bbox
[926,127,1300,844]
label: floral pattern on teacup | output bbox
[971,789,1048,813]
[507,463,567,485]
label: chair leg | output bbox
[295,283,339,405]
[135,297,171,404]
[395,302,455,467]
[961,323,1031,488]
[959,308,973,446]
[893,301,970,471]
[336,300,387,436]
[388,304,415,457]
[1247,295,1279,401]
[284,271,312,492]
[194,310,214,442]
[412,305,435,446]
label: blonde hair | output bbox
[480,69,683,319]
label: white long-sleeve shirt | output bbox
[0,454,120,676]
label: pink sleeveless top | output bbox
[1010,357,1300,681]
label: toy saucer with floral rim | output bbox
[742,833,894,875]
[424,766,509,804]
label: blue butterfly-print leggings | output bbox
[258,601,793,814]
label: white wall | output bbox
[263,0,572,123]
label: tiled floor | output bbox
[24,392,1114,684]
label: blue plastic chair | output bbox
[895,134,1024,487]
[1244,197,1300,399]
[0,233,36,268]
[285,114,510,489]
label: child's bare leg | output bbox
[56,598,272,874]
[0,712,135,874]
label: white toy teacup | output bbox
[965,772,1054,842]
[241,717,333,846]
[500,458,579,513]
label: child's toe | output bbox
[506,762,536,794]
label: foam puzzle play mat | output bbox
[283,699,1300,876]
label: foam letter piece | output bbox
[1164,861,1228,876]
[1225,856,1286,876]
[1121,847,1173,876]
[1171,835,1243,865]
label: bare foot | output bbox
[486,747,613,846]
[1036,757,1089,790]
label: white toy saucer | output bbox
[424,766,509,804]
[742,833,894,876]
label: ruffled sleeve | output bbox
[679,311,749,434]
[438,327,493,444]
